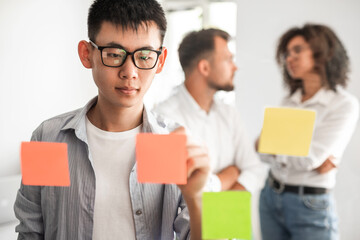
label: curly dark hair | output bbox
[276,23,350,94]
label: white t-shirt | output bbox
[86,117,141,240]
[153,84,266,193]
[260,86,359,188]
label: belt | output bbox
[268,173,330,195]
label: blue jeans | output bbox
[259,180,338,240]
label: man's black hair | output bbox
[88,0,167,44]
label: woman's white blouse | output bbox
[260,86,359,188]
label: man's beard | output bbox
[208,80,234,92]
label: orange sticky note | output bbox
[136,133,187,184]
[20,142,70,186]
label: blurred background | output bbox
[1,0,359,239]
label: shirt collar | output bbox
[289,87,336,106]
[179,83,216,116]
[142,105,170,134]
[61,96,169,142]
[60,96,97,143]
[180,84,203,111]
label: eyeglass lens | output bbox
[283,45,308,60]
[101,48,159,69]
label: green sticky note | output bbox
[202,191,252,240]
[258,107,316,156]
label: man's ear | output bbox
[156,47,168,74]
[78,40,92,69]
[197,59,210,77]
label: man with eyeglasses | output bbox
[154,29,266,194]
[14,0,210,239]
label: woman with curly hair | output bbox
[258,24,359,240]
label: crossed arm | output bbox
[255,137,336,174]
[216,165,246,191]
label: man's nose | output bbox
[119,55,138,79]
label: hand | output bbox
[256,135,276,158]
[255,137,260,152]
[172,127,210,240]
[315,155,336,174]
[216,165,240,191]
[230,182,247,191]
[172,127,210,199]
[255,130,262,152]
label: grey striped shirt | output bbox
[14,97,190,240]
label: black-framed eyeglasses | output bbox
[89,40,162,70]
[281,45,310,62]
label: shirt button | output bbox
[136,210,142,215]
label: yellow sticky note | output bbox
[258,107,316,156]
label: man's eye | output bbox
[107,53,121,58]
[137,54,152,61]
[140,55,150,60]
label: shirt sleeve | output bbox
[14,126,45,240]
[260,96,359,171]
[203,173,222,192]
[14,185,44,240]
[173,194,191,240]
[233,111,268,193]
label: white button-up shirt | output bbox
[260,86,359,189]
[153,84,266,193]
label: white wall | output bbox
[1,0,359,239]
[0,1,96,237]
[0,0,96,177]
[235,0,360,239]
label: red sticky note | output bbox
[136,133,187,184]
[20,142,70,186]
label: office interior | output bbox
[0,0,359,239]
